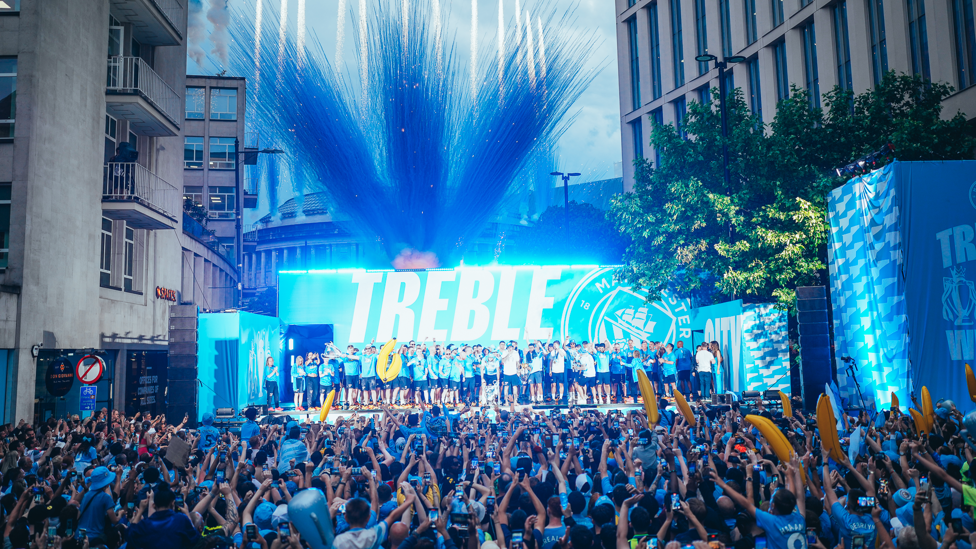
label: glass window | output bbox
[723,70,734,100]
[100,217,112,288]
[104,114,118,163]
[747,56,762,121]
[719,0,732,58]
[772,0,784,27]
[184,137,204,169]
[209,88,237,120]
[774,41,789,103]
[745,0,758,45]
[867,0,888,85]
[631,119,644,161]
[648,4,663,100]
[124,225,135,292]
[670,0,685,87]
[697,85,710,104]
[209,186,236,218]
[909,0,931,80]
[0,0,20,11]
[628,18,642,111]
[953,0,976,89]
[218,237,236,264]
[834,2,853,91]
[803,23,821,109]
[695,0,709,76]
[186,87,205,119]
[183,186,203,207]
[674,96,687,139]
[0,58,16,139]
[650,108,664,167]
[0,183,8,271]
[208,137,235,169]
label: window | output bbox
[747,56,762,121]
[953,0,976,89]
[628,18,641,110]
[800,0,812,6]
[745,0,758,45]
[124,225,135,292]
[0,58,16,139]
[208,186,236,218]
[630,119,644,161]
[773,41,789,103]
[772,0,784,27]
[104,114,118,163]
[697,85,710,104]
[128,131,137,155]
[670,0,684,87]
[218,237,235,264]
[650,108,664,167]
[867,0,888,85]
[802,23,821,108]
[629,0,637,6]
[648,4,663,99]
[184,186,203,207]
[723,70,734,100]
[674,96,687,139]
[100,217,112,288]
[695,0,708,76]
[209,88,237,120]
[834,2,853,91]
[186,87,205,119]
[184,137,204,169]
[208,137,235,169]
[0,183,8,270]
[908,0,931,79]
[719,0,732,58]
[0,0,20,12]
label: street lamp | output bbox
[550,171,581,228]
[234,138,284,308]
[695,54,744,241]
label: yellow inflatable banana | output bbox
[384,352,403,383]
[745,414,806,482]
[909,408,928,436]
[966,364,976,405]
[816,394,843,462]
[921,386,934,433]
[890,392,899,411]
[673,390,696,427]
[376,339,396,381]
[779,391,792,419]
[319,388,336,423]
[636,369,659,424]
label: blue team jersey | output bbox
[292,362,306,380]
[609,353,624,375]
[361,355,378,378]
[830,503,876,549]
[674,348,694,371]
[428,356,440,379]
[320,361,335,385]
[450,359,464,381]
[596,352,611,373]
[411,357,427,381]
[662,353,677,376]
[438,357,452,379]
[463,356,476,378]
[343,355,362,375]
[755,510,807,549]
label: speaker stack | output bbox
[796,286,832,411]
[168,305,199,427]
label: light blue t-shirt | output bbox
[674,347,694,371]
[755,509,807,549]
[361,355,377,378]
[450,358,464,382]
[319,360,335,386]
[464,356,476,378]
[596,352,611,373]
[830,502,876,549]
[411,357,427,381]
[662,352,677,377]
[343,355,362,376]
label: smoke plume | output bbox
[187,0,207,66]
[208,0,231,67]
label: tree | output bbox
[610,72,975,312]
[507,201,629,265]
[243,287,277,316]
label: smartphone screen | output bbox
[47,526,56,539]
[671,494,680,510]
[755,536,767,549]
[806,530,817,545]
[494,463,501,474]
[851,536,865,549]
[512,532,524,549]
[279,523,291,537]
[246,524,257,538]
[429,509,439,521]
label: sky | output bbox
[187,0,622,213]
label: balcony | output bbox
[184,212,235,264]
[109,0,185,46]
[103,163,180,230]
[106,56,180,136]
[244,176,258,208]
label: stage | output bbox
[257,402,646,424]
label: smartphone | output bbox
[279,523,291,537]
[456,483,465,494]
[879,480,889,496]
[486,450,495,459]
[47,526,56,539]
[857,496,875,509]
[753,465,761,472]
[671,494,681,511]
[952,518,963,532]
[494,463,501,474]
[351,467,362,475]
[806,529,817,545]
[127,501,134,510]
[176,495,184,509]
[512,532,524,549]
[339,504,346,514]
[246,524,257,539]
[78,528,87,541]
[560,452,567,460]
[851,536,865,549]
[424,472,431,483]
[471,458,479,469]
[429,509,439,521]
[649,539,659,549]
[688,464,696,474]
[573,437,580,447]
[628,429,634,436]
[486,496,495,510]
[755,536,767,549]
[64,519,75,538]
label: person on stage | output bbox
[548,340,567,405]
[660,342,676,397]
[319,347,335,407]
[264,356,281,411]
[481,345,500,405]
[609,343,624,403]
[292,354,306,411]
[393,344,411,406]
[525,341,544,405]
[647,342,664,397]
[577,342,597,404]
[710,340,725,395]
[339,345,362,408]
[409,342,429,405]
[461,345,477,405]
[695,342,716,399]
[360,343,379,407]
[594,342,612,405]
[426,343,442,402]
[673,340,695,398]
[305,351,320,411]
[499,341,521,404]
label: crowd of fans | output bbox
[0,394,970,549]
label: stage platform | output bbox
[260,402,646,423]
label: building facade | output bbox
[615,0,976,189]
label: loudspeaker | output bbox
[797,286,832,411]
[168,305,199,427]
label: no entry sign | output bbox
[76,355,105,385]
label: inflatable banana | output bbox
[636,369,659,424]
[376,339,396,381]
[909,408,928,436]
[779,391,792,419]
[673,390,696,427]
[817,394,843,462]
[921,386,934,433]
[319,388,336,423]
[890,392,899,411]
[967,364,976,405]
[745,414,806,482]
[384,352,403,383]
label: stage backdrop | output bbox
[688,300,791,395]
[278,267,693,348]
[827,161,976,410]
[197,311,283,418]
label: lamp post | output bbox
[550,171,581,230]
[694,54,745,241]
[234,138,284,308]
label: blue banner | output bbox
[80,386,97,412]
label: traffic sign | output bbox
[80,386,97,411]
[75,355,105,385]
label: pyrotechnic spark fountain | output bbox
[335,0,346,77]
[297,0,306,63]
[470,0,478,99]
[231,1,593,265]
[276,0,288,70]
[497,0,504,95]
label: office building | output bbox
[615,0,976,189]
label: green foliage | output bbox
[610,72,975,312]
[508,201,629,265]
[244,287,277,316]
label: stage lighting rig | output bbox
[834,143,895,178]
